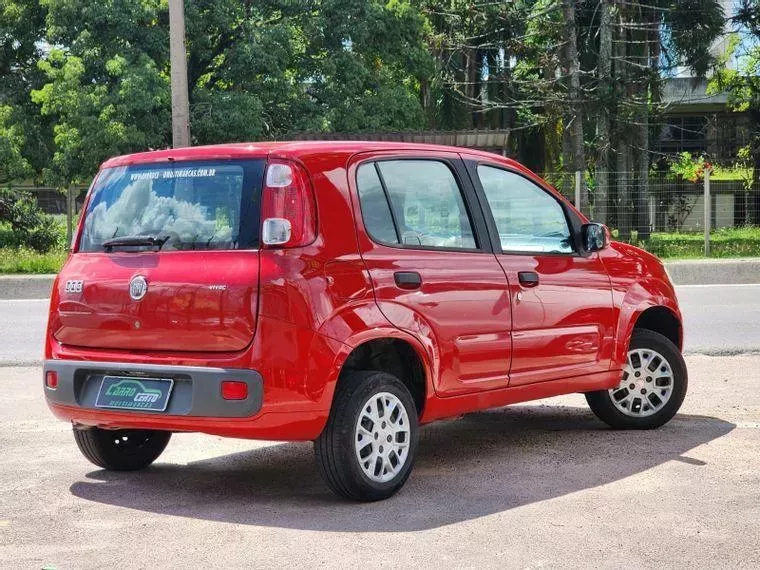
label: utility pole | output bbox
[168,0,190,148]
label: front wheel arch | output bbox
[633,305,682,350]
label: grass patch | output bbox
[709,165,752,182]
[643,227,760,259]
[0,217,68,273]
[0,247,68,274]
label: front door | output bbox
[468,160,616,386]
[349,152,512,397]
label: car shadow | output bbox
[69,405,734,532]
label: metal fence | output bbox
[4,168,757,257]
[541,169,755,256]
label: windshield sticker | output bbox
[130,168,217,182]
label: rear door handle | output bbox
[518,271,539,288]
[394,271,422,290]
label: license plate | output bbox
[95,376,174,412]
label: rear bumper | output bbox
[44,359,263,417]
[43,359,329,440]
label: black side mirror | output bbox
[582,223,610,252]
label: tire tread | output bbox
[314,370,418,501]
[73,427,171,471]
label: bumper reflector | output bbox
[221,380,248,400]
[45,370,58,389]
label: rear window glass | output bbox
[79,160,264,252]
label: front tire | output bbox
[73,427,171,471]
[315,371,419,501]
[586,329,687,429]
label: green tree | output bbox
[296,0,433,132]
[32,0,170,185]
[0,0,51,183]
[28,0,433,186]
[710,0,760,223]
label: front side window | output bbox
[79,160,264,252]
[357,159,477,250]
[478,165,574,254]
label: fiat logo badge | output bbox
[129,275,148,301]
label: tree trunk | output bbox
[562,117,573,197]
[617,144,631,240]
[615,4,631,240]
[752,145,760,225]
[595,0,613,224]
[561,0,587,213]
[750,109,760,225]
[635,12,652,242]
[636,109,651,240]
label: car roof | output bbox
[100,140,522,169]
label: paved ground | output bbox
[2,355,759,568]
[676,284,760,354]
[2,284,760,365]
[0,298,48,365]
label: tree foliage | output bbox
[0,0,734,194]
[0,0,51,182]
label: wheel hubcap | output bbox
[609,348,674,417]
[354,392,410,483]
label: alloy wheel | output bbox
[354,392,411,483]
[608,348,674,417]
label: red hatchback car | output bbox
[44,142,686,501]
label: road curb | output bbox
[0,275,56,300]
[664,258,760,286]
[0,258,758,299]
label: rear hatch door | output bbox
[52,159,265,352]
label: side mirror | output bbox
[582,223,610,252]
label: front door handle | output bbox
[518,271,539,288]
[394,271,422,290]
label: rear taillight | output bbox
[261,161,316,247]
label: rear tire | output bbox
[73,427,171,471]
[586,329,687,429]
[315,371,419,501]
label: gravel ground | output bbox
[1,355,759,569]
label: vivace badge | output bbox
[95,376,174,412]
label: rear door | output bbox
[350,151,511,397]
[465,159,616,386]
[52,159,265,353]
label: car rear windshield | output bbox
[78,159,265,252]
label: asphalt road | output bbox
[1,284,758,365]
[1,355,759,568]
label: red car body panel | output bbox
[50,251,259,352]
[44,141,682,441]
[346,150,512,397]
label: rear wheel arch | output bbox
[336,337,428,417]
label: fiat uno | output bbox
[44,142,686,501]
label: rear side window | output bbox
[356,164,399,244]
[79,160,264,252]
[356,160,477,250]
[478,165,574,254]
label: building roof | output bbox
[662,77,729,113]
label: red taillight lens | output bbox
[45,371,58,390]
[221,380,248,400]
[261,161,316,247]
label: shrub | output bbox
[0,188,63,252]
